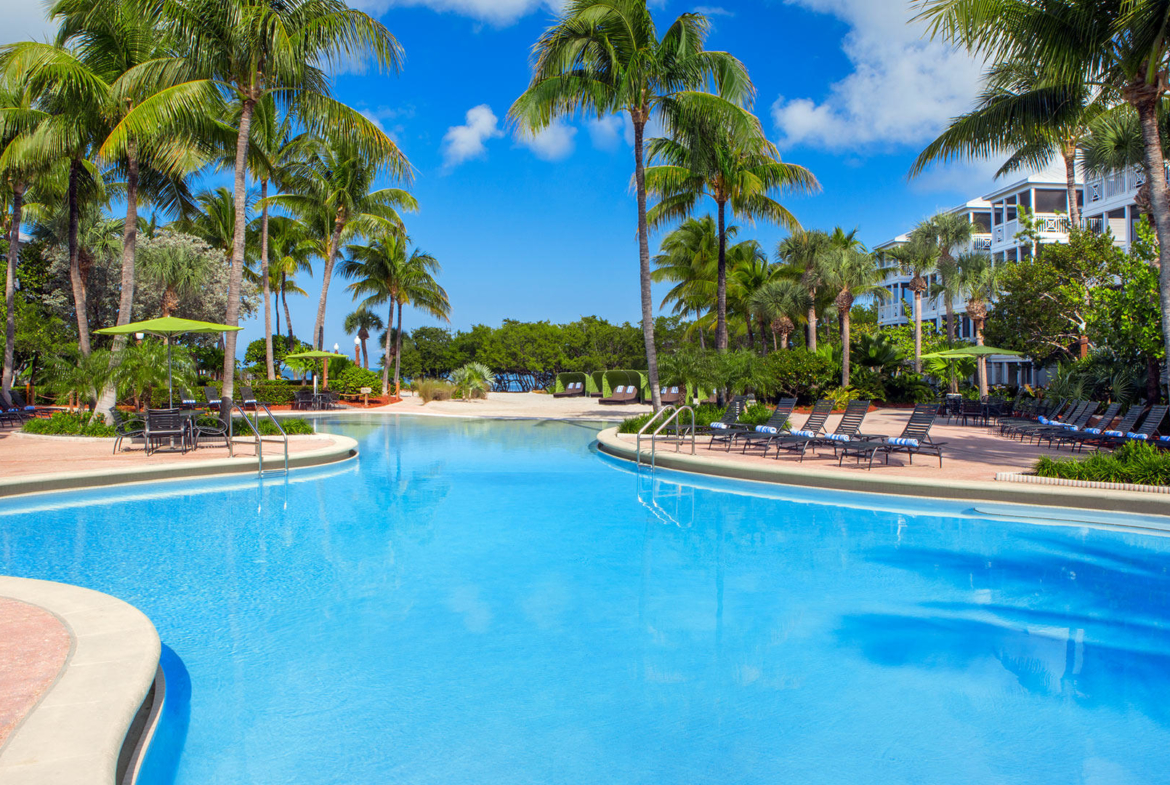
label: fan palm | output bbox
[645,112,818,352]
[883,235,939,373]
[958,251,1001,396]
[105,0,409,403]
[343,308,384,369]
[818,249,887,386]
[340,234,449,394]
[748,278,809,352]
[509,0,754,409]
[775,229,831,351]
[910,212,972,343]
[267,134,417,351]
[916,0,1170,391]
[138,238,215,317]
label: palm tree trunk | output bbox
[313,210,345,350]
[67,159,91,357]
[806,301,817,352]
[632,114,661,410]
[222,98,256,409]
[3,183,23,408]
[393,300,404,395]
[1131,85,1170,400]
[361,336,369,369]
[944,292,955,343]
[260,178,274,380]
[381,303,393,395]
[282,274,295,350]
[975,319,987,397]
[771,329,777,352]
[913,290,922,373]
[744,313,753,350]
[1062,143,1081,227]
[841,308,851,387]
[716,199,728,352]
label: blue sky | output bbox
[5,0,1002,353]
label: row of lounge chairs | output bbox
[703,399,945,469]
[996,398,1170,452]
[0,390,60,426]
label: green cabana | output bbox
[589,371,606,398]
[602,370,649,400]
[553,372,590,395]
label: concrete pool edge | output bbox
[595,427,1170,518]
[0,576,161,785]
[0,434,359,499]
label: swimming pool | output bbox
[3,415,1169,784]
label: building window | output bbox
[1034,188,1068,213]
[972,211,991,232]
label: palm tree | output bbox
[339,233,449,395]
[645,115,818,352]
[819,249,886,386]
[776,229,831,351]
[883,235,939,373]
[909,59,1103,226]
[725,240,773,350]
[179,187,249,262]
[266,215,314,349]
[138,238,214,317]
[343,308,384,369]
[910,212,972,343]
[107,0,409,405]
[268,134,417,351]
[509,0,754,409]
[651,215,721,348]
[749,278,809,351]
[916,0,1170,395]
[958,251,1000,397]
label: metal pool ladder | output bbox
[635,405,695,470]
[228,400,289,477]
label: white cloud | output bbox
[771,0,984,151]
[516,119,577,161]
[0,0,55,45]
[351,0,562,26]
[586,115,626,151]
[359,106,413,143]
[694,6,734,16]
[908,158,1002,195]
[441,104,504,167]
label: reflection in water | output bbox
[1,417,1169,785]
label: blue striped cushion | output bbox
[791,429,815,438]
[709,421,729,429]
[889,437,920,447]
[755,425,778,434]
[1159,435,1170,443]
[823,433,849,442]
[1103,430,1123,437]
[1061,423,1078,430]
[23,406,35,411]
[1083,428,1102,435]
[1127,432,1148,440]
[1038,416,1050,424]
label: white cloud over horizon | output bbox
[516,119,577,161]
[352,0,563,25]
[441,104,504,167]
[771,0,984,152]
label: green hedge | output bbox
[1034,440,1170,486]
[332,366,382,396]
[23,412,116,438]
[177,380,301,407]
[616,403,733,434]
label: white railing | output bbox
[1085,164,1167,204]
[972,236,992,251]
[994,226,1004,243]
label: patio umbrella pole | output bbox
[167,338,173,409]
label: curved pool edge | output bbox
[0,576,161,785]
[0,435,359,500]
[596,427,1170,519]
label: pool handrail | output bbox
[635,405,696,469]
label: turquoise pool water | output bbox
[3,416,1170,784]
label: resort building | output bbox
[873,164,1148,388]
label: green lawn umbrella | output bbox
[285,350,348,392]
[922,345,1022,358]
[94,317,243,408]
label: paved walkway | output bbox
[0,598,70,748]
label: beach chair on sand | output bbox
[599,385,639,405]
[831,403,945,469]
[659,386,683,405]
[553,381,584,398]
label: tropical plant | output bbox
[776,229,831,351]
[651,215,720,346]
[818,248,886,386]
[266,215,314,349]
[137,232,215,317]
[910,212,973,343]
[106,0,409,403]
[413,377,455,404]
[451,361,495,400]
[957,251,1001,396]
[509,0,754,409]
[749,277,809,351]
[882,235,939,373]
[114,338,195,410]
[344,308,384,369]
[852,332,900,374]
[725,240,776,350]
[43,348,114,411]
[645,110,818,351]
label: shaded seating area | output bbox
[553,372,592,398]
[144,409,190,456]
[553,381,585,398]
[599,385,639,405]
[111,409,144,454]
[659,386,683,405]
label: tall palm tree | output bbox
[819,249,886,386]
[339,233,449,395]
[509,0,754,409]
[178,187,248,262]
[958,251,1000,397]
[883,235,939,373]
[343,308,384,369]
[268,134,417,351]
[916,0,1170,395]
[266,215,314,349]
[107,0,409,404]
[138,239,214,317]
[749,278,809,351]
[725,239,773,350]
[645,115,818,351]
[776,229,831,351]
[652,215,721,347]
[910,212,972,342]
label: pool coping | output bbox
[596,427,1170,517]
[0,576,161,785]
[0,434,359,499]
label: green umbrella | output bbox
[285,350,348,392]
[95,317,242,407]
[922,345,1022,358]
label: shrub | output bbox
[192,380,299,407]
[846,368,886,402]
[196,415,315,436]
[23,411,116,437]
[1034,440,1170,486]
[758,349,837,402]
[333,366,382,396]
[821,386,861,411]
[451,362,495,399]
[616,403,728,434]
[413,378,455,404]
[738,402,776,427]
[884,372,935,404]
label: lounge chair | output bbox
[764,400,835,460]
[110,409,143,454]
[178,388,199,410]
[193,405,233,455]
[699,396,747,441]
[240,385,259,410]
[144,408,189,456]
[1022,401,1099,444]
[1005,400,1086,440]
[998,398,1067,436]
[1043,402,1120,449]
[553,381,585,398]
[9,390,54,418]
[727,398,800,452]
[1057,404,1145,452]
[832,403,946,469]
[1093,404,1170,450]
[599,385,639,405]
[810,399,873,448]
[659,386,683,405]
[201,386,221,412]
